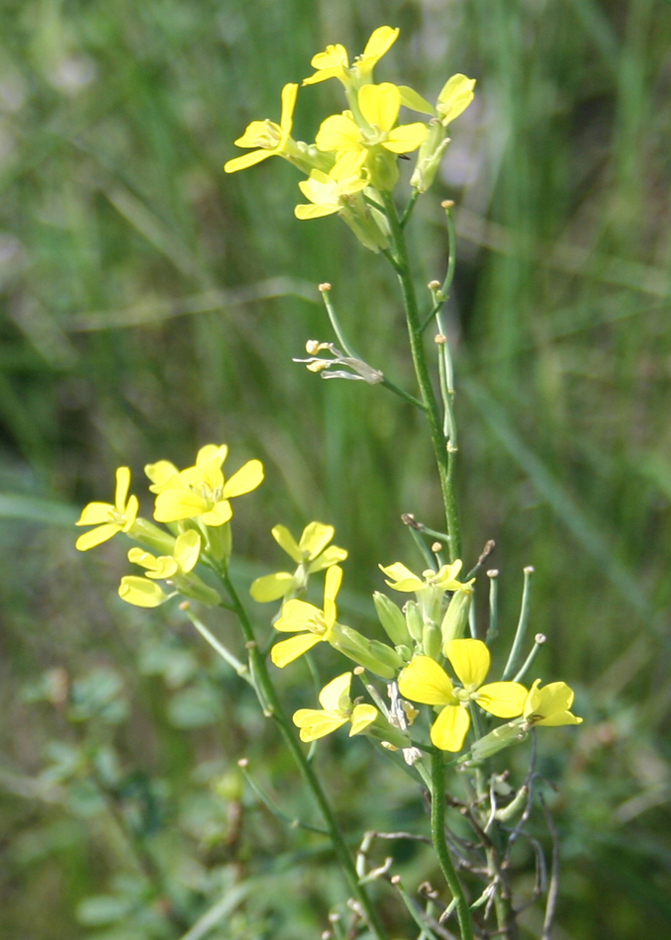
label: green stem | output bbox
[218,566,389,940]
[429,749,475,940]
[381,191,462,562]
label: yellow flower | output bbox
[75,467,139,551]
[379,559,471,594]
[398,640,527,751]
[316,83,427,175]
[270,565,343,668]
[523,680,583,727]
[152,445,263,527]
[251,522,347,603]
[303,26,400,90]
[119,530,220,608]
[127,529,201,580]
[292,672,378,742]
[294,169,368,220]
[224,84,299,173]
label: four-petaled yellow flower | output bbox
[316,83,427,177]
[75,467,139,551]
[303,26,400,90]
[292,672,378,742]
[379,559,472,593]
[398,639,527,751]
[524,679,583,727]
[251,522,348,602]
[224,84,299,174]
[152,445,263,527]
[271,565,343,668]
[295,169,368,220]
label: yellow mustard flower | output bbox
[316,82,427,176]
[270,564,343,668]
[224,83,300,174]
[303,26,399,90]
[292,672,378,742]
[152,445,263,527]
[379,559,471,594]
[398,639,527,751]
[75,467,139,551]
[145,444,228,494]
[251,522,347,603]
[523,679,583,727]
[294,169,368,220]
[435,74,477,126]
[119,530,220,608]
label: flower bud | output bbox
[422,622,442,660]
[410,120,449,193]
[404,600,424,643]
[206,520,232,563]
[331,624,402,679]
[173,574,221,608]
[469,717,528,761]
[441,589,472,648]
[373,592,412,646]
[130,518,177,556]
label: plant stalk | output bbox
[219,567,389,940]
[382,191,462,562]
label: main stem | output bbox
[219,567,389,940]
[382,192,462,563]
[430,750,475,940]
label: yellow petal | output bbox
[114,467,131,510]
[223,459,264,498]
[274,598,322,632]
[308,544,348,573]
[270,632,322,668]
[302,66,343,86]
[76,501,114,526]
[430,704,471,751]
[309,43,348,72]
[174,530,201,573]
[398,656,455,706]
[118,576,169,608]
[383,122,427,154]
[146,556,179,579]
[200,500,233,526]
[299,522,334,560]
[437,74,476,126]
[224,149,273,173]
[476,682,527,718]
[379,561,423,592]
[280,82,298,135]
[154,488,207,523]
[128,546,157,569]
[361,26,399,65]
[195,444,228,467]
[349,703,378,735]
[318,672,352,711]
[293,709,348,741]
[358,82,400,133]
[323,565,343,625]
[75,523,120,551]
[121,495,139,530]
[271,524,302,562]
[446,638,490,689]
[315,114,362,153]
[249,572,294,602]
[145,460,179,493]
[397,85,436,116]
[295,203,339,220]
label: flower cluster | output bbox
[75,443,264,608]
[224,26,476,250]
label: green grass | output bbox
[1,0,671,936]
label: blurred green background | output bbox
[1,0,671,936]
